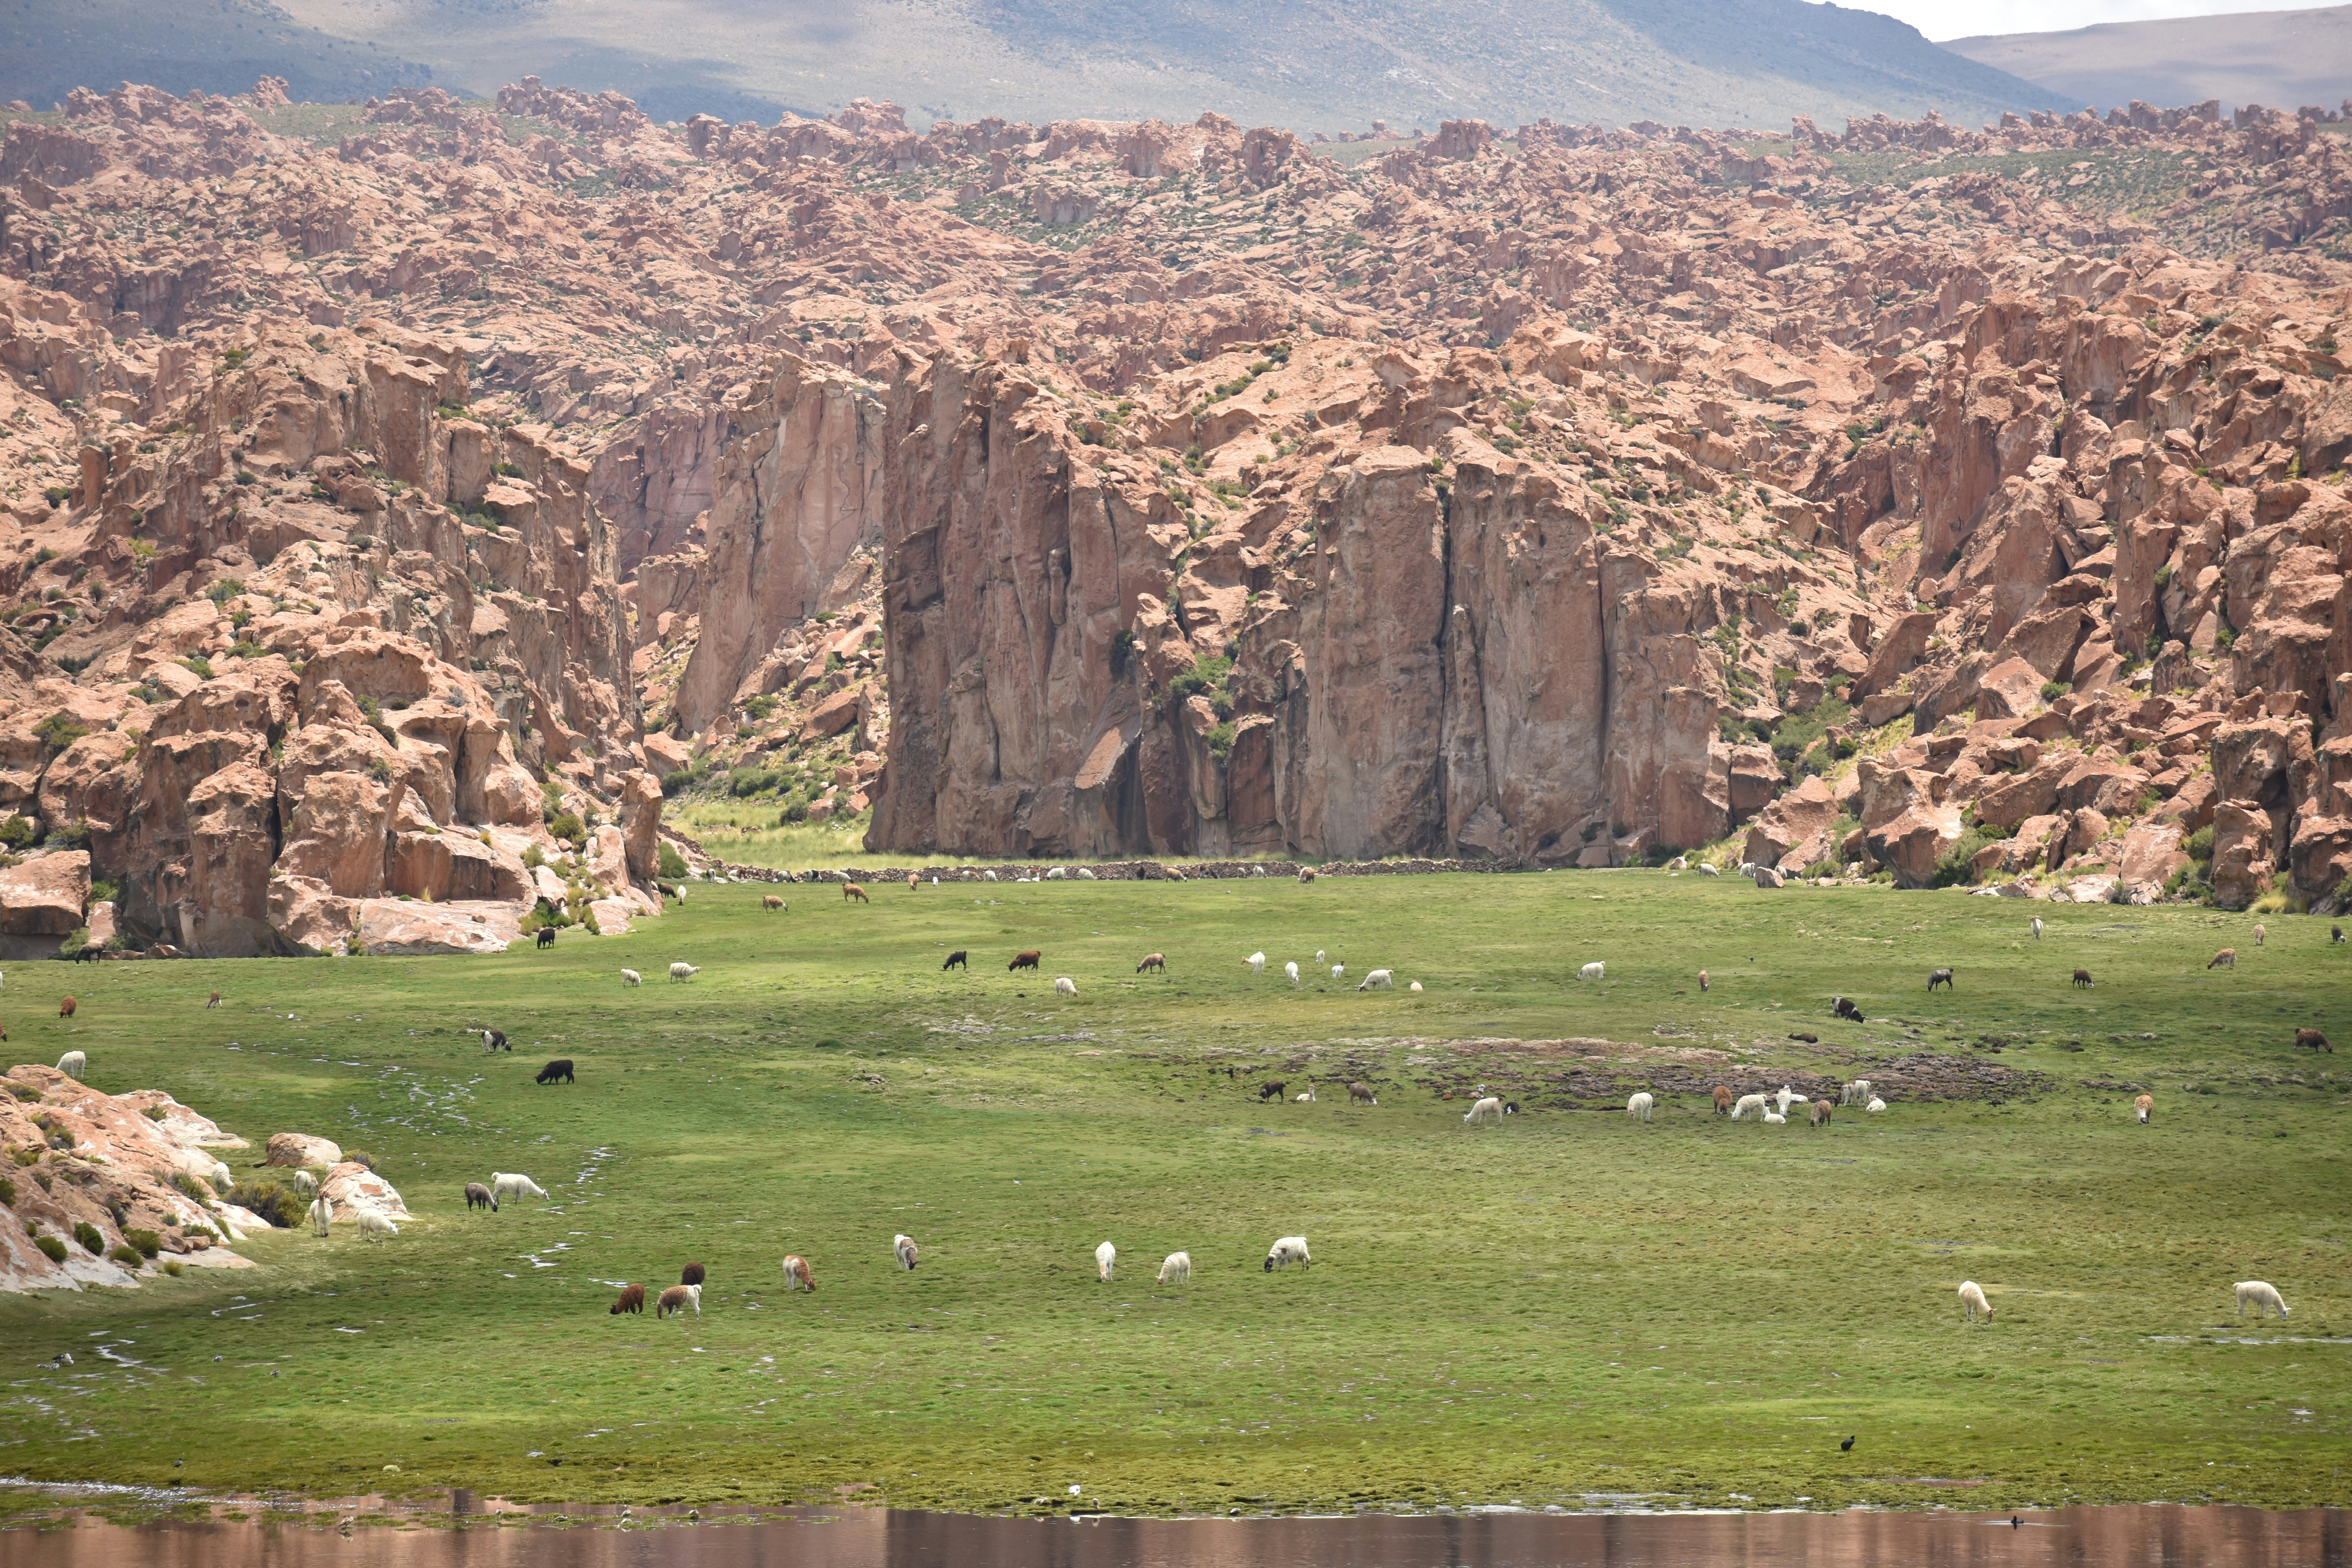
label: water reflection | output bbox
[2,1501,2346,1567]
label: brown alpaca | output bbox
[1712,1085,1733,1116]
[843,884,870,904]
[58,997,75,1018]
[762,894,784,911]
[609,1283,645,1315]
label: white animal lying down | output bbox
[1866,1097,1887,1113]
[1761,1108,1786,1125]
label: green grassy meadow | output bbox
[1,872,2346,1516]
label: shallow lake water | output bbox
[3,1498,2348,1568]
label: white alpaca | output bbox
[357,1209,398,1243]
[1246,951,1266,974]
[292,1169,319,1197]
[668,962,699,980]
[55,1050,86,1081]
[1464,1095,1505,1125]
[621,968,642,986]
[2031,917,2044,939]
[1315,950,1326,965]
[1055,976,1077,997]
[1285,961,1299,984]
[308,1194,333,1236]
[491,1172,548,1203]
[1408,980,1422,992]
[1331,964,1345,980]
[1697,864,1720,877]
[1762,1108,1786,1125]
[1157,1251,1191,1286]
[1840,1078,1873,1107]
[1866,1097,1887,1113]
[1626,1092,1653,1122]
[1357,969,1393,990]
[1773,1085,1800,1116]
[1731,1093,1769,1120]
[1959,1281,1992,1322]
[2254,923,2267,947]
[894,1234,918,1271]
[2235,1281,2289,1320]
[1295,1089,1316,1102]
[1578,962,1604,981]
[1094,1240,1116,1282]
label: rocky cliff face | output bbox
[7,78,2352,919]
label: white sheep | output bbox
[2031,916,2044,939]
[1697,864,1720,878]
[1866,1097,1888,1113]
[1076,867,1096,880]
[1265,1236,1311,1272]
[1762,1108,1786,1125]
[1046,867,1067,880]
[982,870,998,882]
[1094,1240,1116,1281]
[209,1160,234,1193]
[1668,856,1688,870]
[357,1209,399,1243]
[492,1172,549,1204]
[1464,1095,1505,1125]
[1959,1281,1992,1323]
[669,962,699,981]
[1357,968,1393,990]
[1285,961,1300,984]
[1578,961,1604,981]
[1247,951,1267,974]
[308,1194,333,1236]
[55,1050,85,1081]
[1054,976,1077,997]
[2236,1281,2289,1320]
[894,1233,919,1270]
[1409,980,1422,992]
[1731,1093,1769,1120]
[1331,964,1345,980]
[621,968,642,986]
[1626,1092,1653,1122]
[1157,1250,1191,1286]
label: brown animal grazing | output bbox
[2134,1093,2153,1124]
[536,1058,575,1085]
[843,884,870,904]
[1136,953,1167,973]
[1298,867,1316,882]
[535,926,556,949]
[942,950,968,971]
[907,875,920,891]
[781,1254,815,1292]
[58,997,75,1018]
[2073,969,2094,988]
[2208,948,2237,969]
[1009,949,1042,971]
[465,1182,497,1212]
[1713,1085,1733,1116]
[1347,1081,1378,1106]
[1788,1032,1818,1044]
[762,894,784,911]
[1698,969,1708,993]
[609,1283,645,1315]
[2295,1028,2332,1053]
[1809,1099,1833,1128]
[207,991,221,1008]
[681,1261,706,1286]
[1258,1080,1288,1102]
[656,1284,696,1318]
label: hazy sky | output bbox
[1831,0,2340,40]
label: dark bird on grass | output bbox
[1840,1435,1855,1452]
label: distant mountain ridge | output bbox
[1945,3,2352,116]
[1,0,431,111]
[219,0,2067,130]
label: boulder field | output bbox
[4,81,2352,935]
